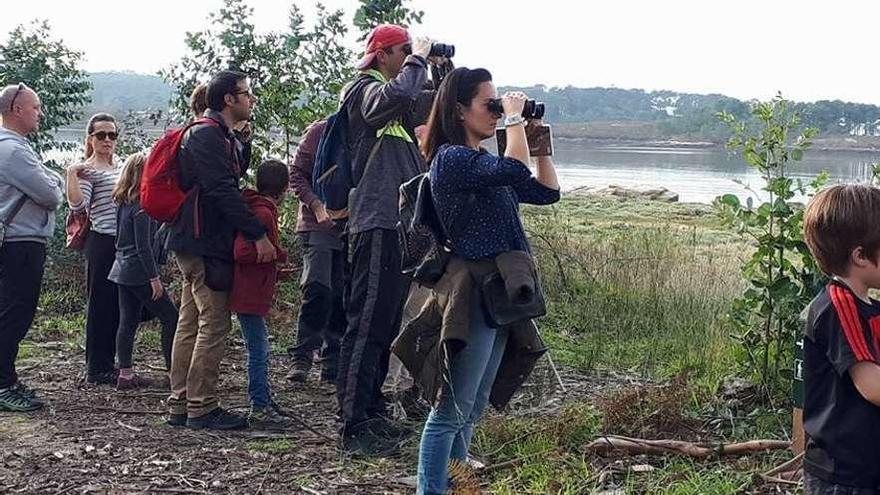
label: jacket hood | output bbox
[242,188,278,216]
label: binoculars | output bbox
[487,99,546,119]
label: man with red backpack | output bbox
[164,70,276,430]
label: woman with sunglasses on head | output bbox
[66,113,125,385]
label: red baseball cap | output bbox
[356,24,411,70]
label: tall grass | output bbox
[523,197,747,386]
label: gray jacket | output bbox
[0,128,65,243]
[344,56,435,235]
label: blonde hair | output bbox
[112,152,147,205]
[190,83,208,119]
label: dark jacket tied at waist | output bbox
[392,251,548,410]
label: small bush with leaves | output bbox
[715,94,828,398]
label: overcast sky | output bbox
[1,0,878,104]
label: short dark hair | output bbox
[206,70,247,112]
[421,67,493,164]
[256,159,289,198]
[803,184,880,276]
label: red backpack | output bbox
[141,118,218,223]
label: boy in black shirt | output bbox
[802,184,880,494]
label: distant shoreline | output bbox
[551,122,880,153]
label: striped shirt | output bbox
[70,165,122,235]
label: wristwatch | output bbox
[504,114,525,127]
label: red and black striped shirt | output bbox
[803,279,880,488]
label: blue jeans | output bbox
[417,297,509,495]
[237,314,271,409]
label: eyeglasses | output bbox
[91,131,118,141]
[8,83,24,111]
[233,89,255,98]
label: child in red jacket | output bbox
[230,160,291,427]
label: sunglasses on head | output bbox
[91,131,118,141]
[8,83,25,111]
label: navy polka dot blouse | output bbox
[430,144,560,260]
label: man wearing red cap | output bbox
[335,23,440,456]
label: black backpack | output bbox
[397,173,474,287]
[312,76,377,219]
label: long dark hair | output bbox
[421,67,493,164]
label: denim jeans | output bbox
[417,296,509,495]
[237,314,271,409]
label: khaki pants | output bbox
[167,253,232,417]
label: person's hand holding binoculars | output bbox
[412,37,434,59]
[501,92,529,119]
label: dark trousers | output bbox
[0,242,46,389]
[84,232,120,376]
[804,472,879,494]
[116,283,178,370]
[337,229,409,433]
[290,233,345,378]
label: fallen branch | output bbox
[116,420,143,433]
[285,411,336,443]
[758,474,800,486]
[736,452,804,492]
[255,458,275,495]
[585,435,790,458]
[763,452,803,477]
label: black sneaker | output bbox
[368,417,413,440]
[0,386,43,412]
[11,381,37,400]
[166,413,187,427]
[248,405,293,429]
[86,370,119,385]
[398,387,431,420]
[341,422,401,458]
[186,408,248,430]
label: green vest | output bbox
[361,69,414,143]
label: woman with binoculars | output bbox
[415,67,560,494]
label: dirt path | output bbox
[2,339,412,494]
[0,339,605,494]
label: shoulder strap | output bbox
[358,132,387,184]
[339,75,375,115]
[2,195,30,228]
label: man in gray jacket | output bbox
[0,83,65,412]
[336,24,439,455]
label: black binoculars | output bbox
[487,99,545,119]
[429,43,455,58]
